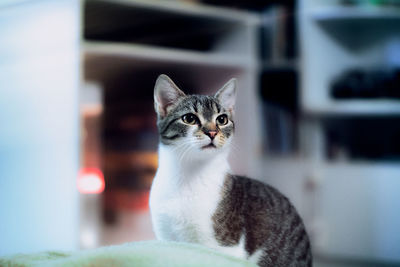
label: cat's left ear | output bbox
[215,78,237,112]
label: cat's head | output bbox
[154,74,236,157]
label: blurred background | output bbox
[1,0,400,266]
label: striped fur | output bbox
[157,94,234,146]
[150,75,312,267]
[213,175,312,266]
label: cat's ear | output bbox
[154,74,186,117]
[215,78,237,112]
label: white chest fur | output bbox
[149,144,261,263]
[149,144,228,246]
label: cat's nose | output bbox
[205,130,217,140]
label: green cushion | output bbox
[0,240,257,267]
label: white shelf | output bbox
[83,41,254,95]
[310,6,400,21]
[83,41,256,68]
[88,0,260,25]
[304,100,400,116]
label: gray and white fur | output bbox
[149,74,312,266]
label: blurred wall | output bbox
[0,0,80,255]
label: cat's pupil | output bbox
[216,114,228,125]
[182,113,197,125]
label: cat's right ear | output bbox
[154,74,186,117]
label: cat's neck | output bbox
[156,143,230,188]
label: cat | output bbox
[149,74,312,266]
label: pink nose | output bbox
[206,130,217,140]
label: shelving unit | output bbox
[81,0,261,247]
[296,0,400,264]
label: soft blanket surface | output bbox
[0,240,257,267]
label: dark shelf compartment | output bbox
[260,69,299,155]
[324,117,400,162]
[84,0,242,52]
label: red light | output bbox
[77,168,105,194]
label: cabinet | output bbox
[298,0,400,263]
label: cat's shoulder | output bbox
[223,173,289,201]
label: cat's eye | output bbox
[216,114,228,126]
[182,113,198,125]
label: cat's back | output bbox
[213,174,312,267]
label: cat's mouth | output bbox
[202,143,216,149]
